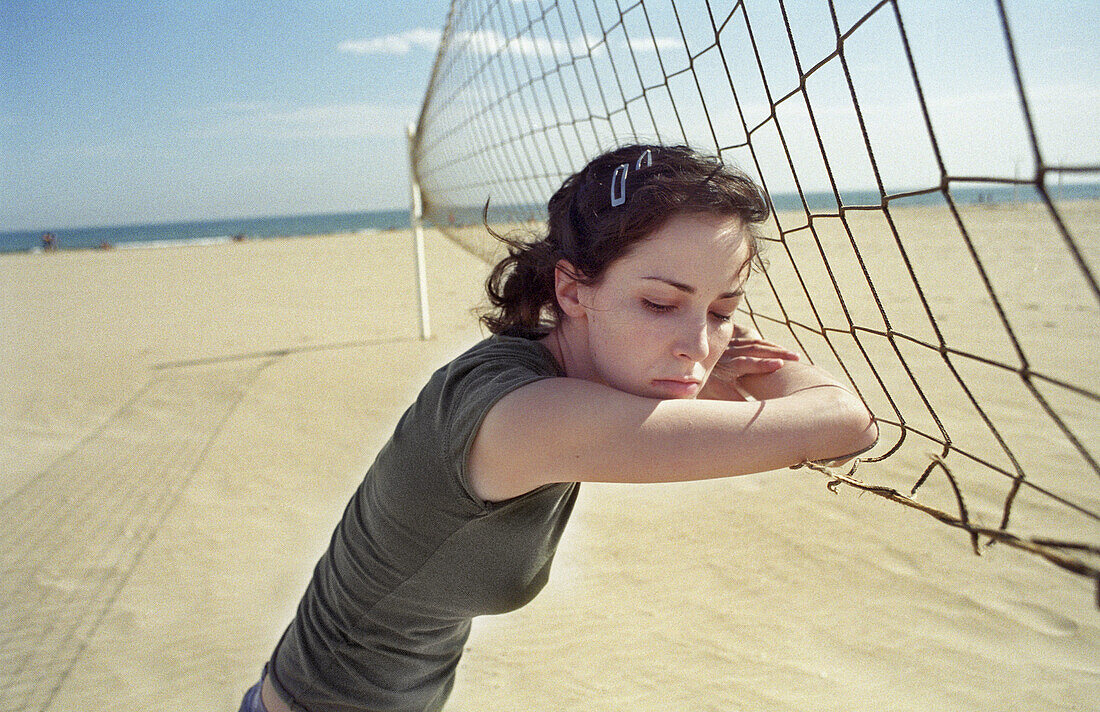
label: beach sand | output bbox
[1,206,1097,711]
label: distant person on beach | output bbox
[41,232,56,251]
[241,144,877,712]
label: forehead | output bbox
[611,213,752,285]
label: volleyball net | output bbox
[410,0,1099,594]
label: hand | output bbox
[699,325,800,401]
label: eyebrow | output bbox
[642,276,743,300]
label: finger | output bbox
[732,324,763,341]
[725,336,799,357]
[719,343,799,363]
[716,356,787,374]
[743,344,799,360]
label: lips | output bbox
[651,378,702,398]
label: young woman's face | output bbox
[573,212,752,399]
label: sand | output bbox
[1,207,1097,711]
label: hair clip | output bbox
[610,163,629,207]
[609,149,655,208]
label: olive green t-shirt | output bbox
[268,335,578,712]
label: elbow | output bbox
[815,390,879,466]
[843,392,878,452]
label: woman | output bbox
[241,144,878,712]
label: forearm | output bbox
[631,387,878,480]
[736,360,852,401]
[737,361,878,463]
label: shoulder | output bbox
[466,377,662,500]
[411,334,563,505]
[433,334,562,415]
[443,333,561,380]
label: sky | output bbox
[1,0,452,230]
[1,0,1097,231]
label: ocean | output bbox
[417,181,1100,236]
[0,208,411,254]
[4,182,1097,254]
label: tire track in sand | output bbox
[0,360,271,712]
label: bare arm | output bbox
[737,359,854,400]
[467,364,878,501]
[700,325,879,462]
[738,361,878,466]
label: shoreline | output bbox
[0,226,406,257]
[7,193,1098,257]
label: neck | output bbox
[540,319,596,382]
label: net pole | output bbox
[407,123,431,341]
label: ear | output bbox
[553,260,587,319]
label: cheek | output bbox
[704,325,733,367]
[588,294,652,338]
[588,312,664,374]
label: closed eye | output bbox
[642,299,675,313]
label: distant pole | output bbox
[407,123,431,340]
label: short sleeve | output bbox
[434,336,562,508]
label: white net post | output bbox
[407,122,431,340]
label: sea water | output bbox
[4,182,1097,254]
[0,209,410,254]
[430,182,1100,232]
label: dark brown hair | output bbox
[481,144,770,335]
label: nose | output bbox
[673,315,710,362]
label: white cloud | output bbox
[201,102,419,140]
[447,29,678,59]
[338,28,441,55]
[454,29,635,58]
[625,36,680,53]
[455,29,566,57]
